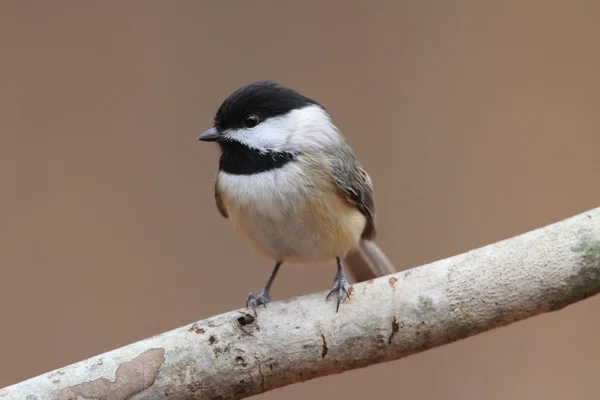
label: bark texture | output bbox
[2,207,599,400]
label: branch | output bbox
[2,207,599,400]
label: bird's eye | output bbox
[243,114,260,128]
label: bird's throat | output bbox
[218,140,297,175]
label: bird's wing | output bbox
[329,147,376,240]
[214,174,228,218]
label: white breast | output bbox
[217,160,365,263]
[218,162,309,220]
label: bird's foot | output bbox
[326,272,351,312]
[246,290,271,315]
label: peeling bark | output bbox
[58,348,165,400]
[2,208,600,400]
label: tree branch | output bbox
[2,207,600,400]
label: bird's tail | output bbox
[343,239,396,283]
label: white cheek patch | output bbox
[225,120,290,153]
[223,105,341,153]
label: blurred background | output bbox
[1,1,599,399]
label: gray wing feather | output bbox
[329,146,376,239]
[214,175,228,218]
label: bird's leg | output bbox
[326,257,351,312]
[246,261,282,315]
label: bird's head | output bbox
[197,81,341,154]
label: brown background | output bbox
[1,1,599,398]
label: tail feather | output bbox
[343,239,396,283]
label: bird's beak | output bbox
[197,127,220,142]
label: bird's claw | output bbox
[246,291,271,315]
[326,273,351,312]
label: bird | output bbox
[197,81,395,313]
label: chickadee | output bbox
[198,81,395,313]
